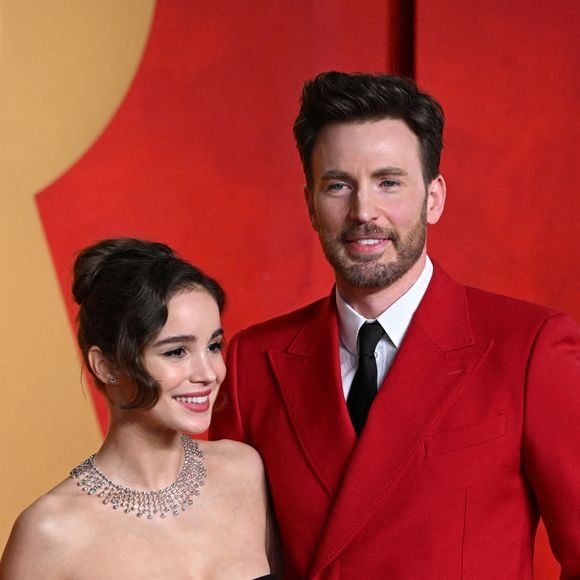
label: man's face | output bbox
[306,118,445,294]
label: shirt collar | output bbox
[336,257,433,354]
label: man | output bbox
[211,72,580,579]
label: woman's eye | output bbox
[208,341,224,354]
[163,347,186,358]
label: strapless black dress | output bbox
[253,576,274,579]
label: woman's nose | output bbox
[189,354,217,384]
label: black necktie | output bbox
[347,321,385,436]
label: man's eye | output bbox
[163,347,186,358]
[326,182,348,192]
[380,179,399,188]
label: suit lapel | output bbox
[268,294,357,497]
[311,266,493,576]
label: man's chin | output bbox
[337,263,397,289]
[336,253,425,290]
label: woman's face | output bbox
[140,288,226,435]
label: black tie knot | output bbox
[358,321,385,357]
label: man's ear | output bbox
[87,346,118,385]
[304,185,318,230]
[426,175,446,225]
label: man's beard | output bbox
[318,201,427,290]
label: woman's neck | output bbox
[94,418,185,490]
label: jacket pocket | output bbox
[425,414,507,457]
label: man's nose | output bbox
[348,187,379,223]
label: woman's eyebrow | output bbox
[151,328,223,347]
[151,334,197,347]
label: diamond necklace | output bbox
[70,434,206,520]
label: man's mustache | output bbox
[340,224,400,247]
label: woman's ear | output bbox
[87,346,118,385]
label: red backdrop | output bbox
[418,0,579,321]
[36,1,579,576]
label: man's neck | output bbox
[336,254,427,319]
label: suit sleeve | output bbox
[522,313,580,577]
[209,330,247,443]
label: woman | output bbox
[0,238,275,579]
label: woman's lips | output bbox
[173,391,211,413]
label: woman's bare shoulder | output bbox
[0,478,85,578]
[199,439,269,527]
[9,478,87,543]
[201,439,265,483]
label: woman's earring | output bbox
[107,375,118,384]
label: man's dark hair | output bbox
[293,71,444,187]
[73,237,225,410]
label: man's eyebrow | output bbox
[151,328,223,347]
[371,167,408,178]
[319,167,408,181]
[320,170,352,181]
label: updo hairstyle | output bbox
[72,238,225,409]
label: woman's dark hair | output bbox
[72,238,225,410]
[293,71,445,187]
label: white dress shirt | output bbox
[336,257,434,399]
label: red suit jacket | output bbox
[210,265,580,579]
